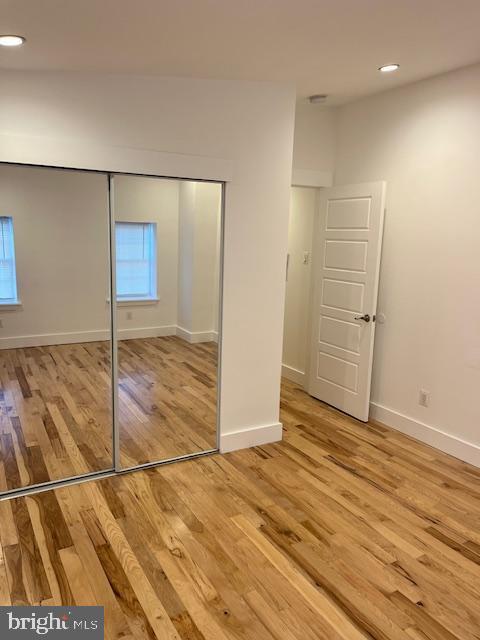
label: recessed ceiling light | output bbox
[379,63,399,73]
[0,35,26,47]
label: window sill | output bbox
[107,297,160,307]
[0,300,22,310]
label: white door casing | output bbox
[307,182,386,421]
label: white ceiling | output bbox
[1,0,480,104]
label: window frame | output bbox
[0,215,20,306]
[114,220,158,303]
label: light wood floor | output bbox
[0,337,218,491]
[1,378,480,639]
[118,337,217,468]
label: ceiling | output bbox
[1,0,480,104]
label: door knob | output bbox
[354,314,370,322]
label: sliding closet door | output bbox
[111,175,221,469]
[0,165,113,493]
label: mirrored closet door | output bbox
[111,175,222,470]
[0,164,222,497]
[0,165,114,493]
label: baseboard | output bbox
[370,402,480,468]
[119,325,176,340]
[0,329,111,349]
[176,326,218,344]
[220,422,283,453]
[0,325,222,349]
[0,326,177,349]
[281,363,306,385]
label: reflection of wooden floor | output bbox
[0,341,113,492]
[1,378,480,640]
[0,337,217,492]
[118,336,217,468]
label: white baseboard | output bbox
[176,326,218,344]
[281,363,306,385]
[370,402,480,468]
[119,325,176,340]
[220,422,283,453]
[0,325,177,349]
[0,325,220,349]
[0,329,111,349]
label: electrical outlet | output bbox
[126,311,133,321]
[303,251,310,265]
[419,389,430,407]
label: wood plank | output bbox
[0,374,478,640]
[0,337,218,491]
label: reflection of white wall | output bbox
[0,164,110,347]
[282,187,316,382]
[0,170,221,347]
[177,181,195,334]
[194,182,221,335]
[113,176,179,335]
[177,181,221,341]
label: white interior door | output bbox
[307,182,386,421]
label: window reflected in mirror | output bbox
[0,216,18,305]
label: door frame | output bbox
[286,170,333,388]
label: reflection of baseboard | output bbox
[176,326,218,344]
[370,402,480,468]
[119,326,176,340]
[281,363,306,385]
[0,325,218,349]
[0,329,111,349]
[220,422,283,453]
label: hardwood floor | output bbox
[0,337,218,491]
[0,341,113,491]
[118,337,217,468]
[1,377,480,639]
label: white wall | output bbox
[113,175,179,334]
[0,70,296,449]
[0,165,111,347]
[177,181,221,341]
[282,187,316,383]
[177,181,196,335]
[191,182,221,335]
[334,63,480,463]
[0,170,220,346]
[292,102,336,174]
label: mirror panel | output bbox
[0,165,113,492]
[112,175,221,468]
